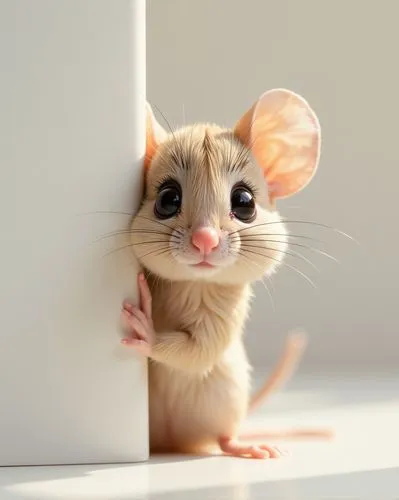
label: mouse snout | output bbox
[191,227,219,255]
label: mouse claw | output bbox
[121,336,152,356]
[120,300,155,357]
[219,437,283,459]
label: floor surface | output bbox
[1,372,398,499]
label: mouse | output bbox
[120,89,329,459]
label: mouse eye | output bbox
[154,182,182,219]
[231,186,256,223]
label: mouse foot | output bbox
[218,437,283,459]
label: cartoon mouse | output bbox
[121,89,326,458]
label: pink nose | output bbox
[191,227,219,255]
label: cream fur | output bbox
[148,278,252,452]
[131,124,287,453]
[128,91,320,455]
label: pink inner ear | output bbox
[247,90,321,200]
[145,116,156,170]
[145,103,167,170]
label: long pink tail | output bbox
[249,329,308,413]
[245,330,334,440]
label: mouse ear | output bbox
[145,102,167,169]
[234,89,321,201]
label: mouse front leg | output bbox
[121,274,233,373]
[120,273,155,357]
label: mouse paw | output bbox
[120,273,155,357]
[218,437,284,459]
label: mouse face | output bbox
[131,125,287,284]
[131,89,320,285]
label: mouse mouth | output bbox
[192,261,215,269]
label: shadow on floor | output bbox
[0,455,202,500]
[149,466,399,500]
[1,463,398,500]
[250,371,399,417]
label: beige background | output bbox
[147,0,398,370]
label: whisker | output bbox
[238,252,275,311]
[287,242,338,263]
[95,230,132,241]
[80,211,185,237]
[240,243,319,272]
[139,246,172,261]
[79,210,134,217]
[230,220,355,242]
[240,248,316,289]
[281,219,356,242]
[152,103,176,136]
[103,244,135,258]
[231,233,325,244]
[134,214,185,236]
[237,239,338,263]
[102,240,171,258]
[132,240,172,246]
[152,103,189,172]
[95,229,180,243]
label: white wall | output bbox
[147,0,399,370]
[0,0,148,465]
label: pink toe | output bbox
[253,446,269,459]
[122,300,134,312]
[260,445,281,459]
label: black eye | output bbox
[231,186,256,222]
[154,182,182,219]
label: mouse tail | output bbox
[248,329,308,414]
[238,428,334,441]
[244,329,334,441]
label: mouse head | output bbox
[131,89,320,284]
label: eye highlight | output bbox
[231,185,256,223]
[154,180,182,219]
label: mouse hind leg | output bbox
[218,436,283,459]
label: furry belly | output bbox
[148,349,251,453]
